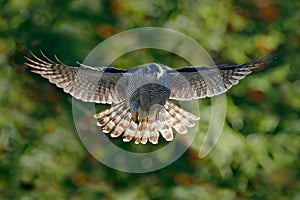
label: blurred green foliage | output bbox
[1,0,300,199]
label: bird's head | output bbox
[144,63,164,79]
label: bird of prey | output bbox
[25,52,268,144]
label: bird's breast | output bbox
[137,83,171,109]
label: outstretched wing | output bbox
[25,52,129,104]
[167,58,268,100]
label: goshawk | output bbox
[25,52,268,144]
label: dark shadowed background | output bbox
[1,0,299,199]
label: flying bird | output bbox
[25,52,269,144]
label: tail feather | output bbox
[141,129,150,144]
[166,101,200,121]
[110,113,131,138]
[141,119,153,144]
[148,118,159,144]
[158,123,173,141]
[135,119,148,144]
[103,108,129,134]
[94,102,125,119]
[165,102,197,129]
[96,104,124,126]
[123,121,137,142]
[123,135,134,142]
[164,107,187,134]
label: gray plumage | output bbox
[25,52,268,144]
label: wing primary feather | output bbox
[28,51,51,65]
[39,50,56,64]
[54,54,68,67]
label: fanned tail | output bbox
[94,101,199,144]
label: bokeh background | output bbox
[1,0,300,199]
